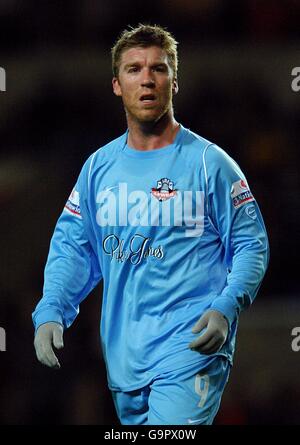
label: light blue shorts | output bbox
[112,356,231,425]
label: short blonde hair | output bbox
[111,24,178,78]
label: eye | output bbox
[153,65,167,72]
[128,66,139,73]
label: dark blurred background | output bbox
[1,0,300,425]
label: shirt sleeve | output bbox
[203,144,270,326]
[32,157,102,331]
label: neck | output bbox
[126,110,180,151]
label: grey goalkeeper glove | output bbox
[189,310,229,355]
[34,322,64,369]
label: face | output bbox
[112,46,178,124]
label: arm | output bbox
[32,159,102,366]
[190,144,269,353]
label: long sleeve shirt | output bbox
[32,125,269,390]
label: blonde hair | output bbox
[111,24,178,78]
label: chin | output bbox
[137,109,166,124]
[139,115,160,123]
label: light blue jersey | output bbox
[32,125,269,391]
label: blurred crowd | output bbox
[0,0,300,425]
[1,0,300,53]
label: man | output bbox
[32,24,269,425]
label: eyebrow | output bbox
[123,62,168,70]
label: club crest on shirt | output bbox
[230,179,255,209]
[151,178,177,201]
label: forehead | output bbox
[119,46,169,66]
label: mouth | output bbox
[139,94,157,103]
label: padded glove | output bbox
[34,322,64,369]
[189,310,229,354]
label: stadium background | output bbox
[0,0,299,424]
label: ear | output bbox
[172,78,179,95]
[112,77,122,97]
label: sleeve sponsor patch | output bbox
[64,189,82,218]
[230,179,255,209]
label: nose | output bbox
[141,68,155,88]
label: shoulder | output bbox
[182,127,235,166]
[181,127,243,180]
[181,127,214,155]
[180,127,223,171]
[200,141,242,177]
[80,131,126,175]
[203,144,245,186]
[88,132,126,166]
[76,132,126,192]
[180,127,227,175]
